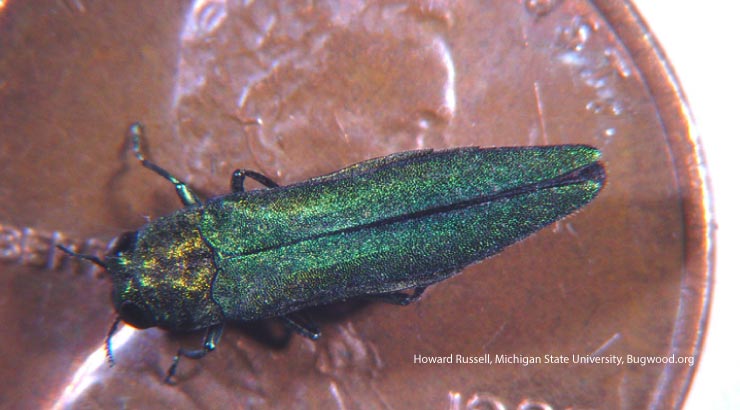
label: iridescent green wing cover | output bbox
[202,146,604,321]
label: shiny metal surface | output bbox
[0,1,712,409]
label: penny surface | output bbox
[0,1,711,409]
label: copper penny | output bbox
[0,1,711,409]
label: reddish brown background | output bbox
[0,1,711,409]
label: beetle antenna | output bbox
[56,244,107,268]
[105,317,122,367]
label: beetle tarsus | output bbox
[129,122,202,207]
[165,324,224,384]
[231,169,280,192]
[105,317,122,367]
[280,314,321,340]
[370,286,427,306]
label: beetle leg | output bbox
[231,169,279,192]
[165,324,224,384]
[280,314,321,340]
[368,286,427,306]
[129,122,203,207]
[104,317,122,367]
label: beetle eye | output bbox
[110,231,138,256]
[119,300,155,329]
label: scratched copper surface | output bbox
[0,1,712,409]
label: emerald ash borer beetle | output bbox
[60,122,605,382]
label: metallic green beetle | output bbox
[61,122,605,382]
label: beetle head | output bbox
[106,231,158,329]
